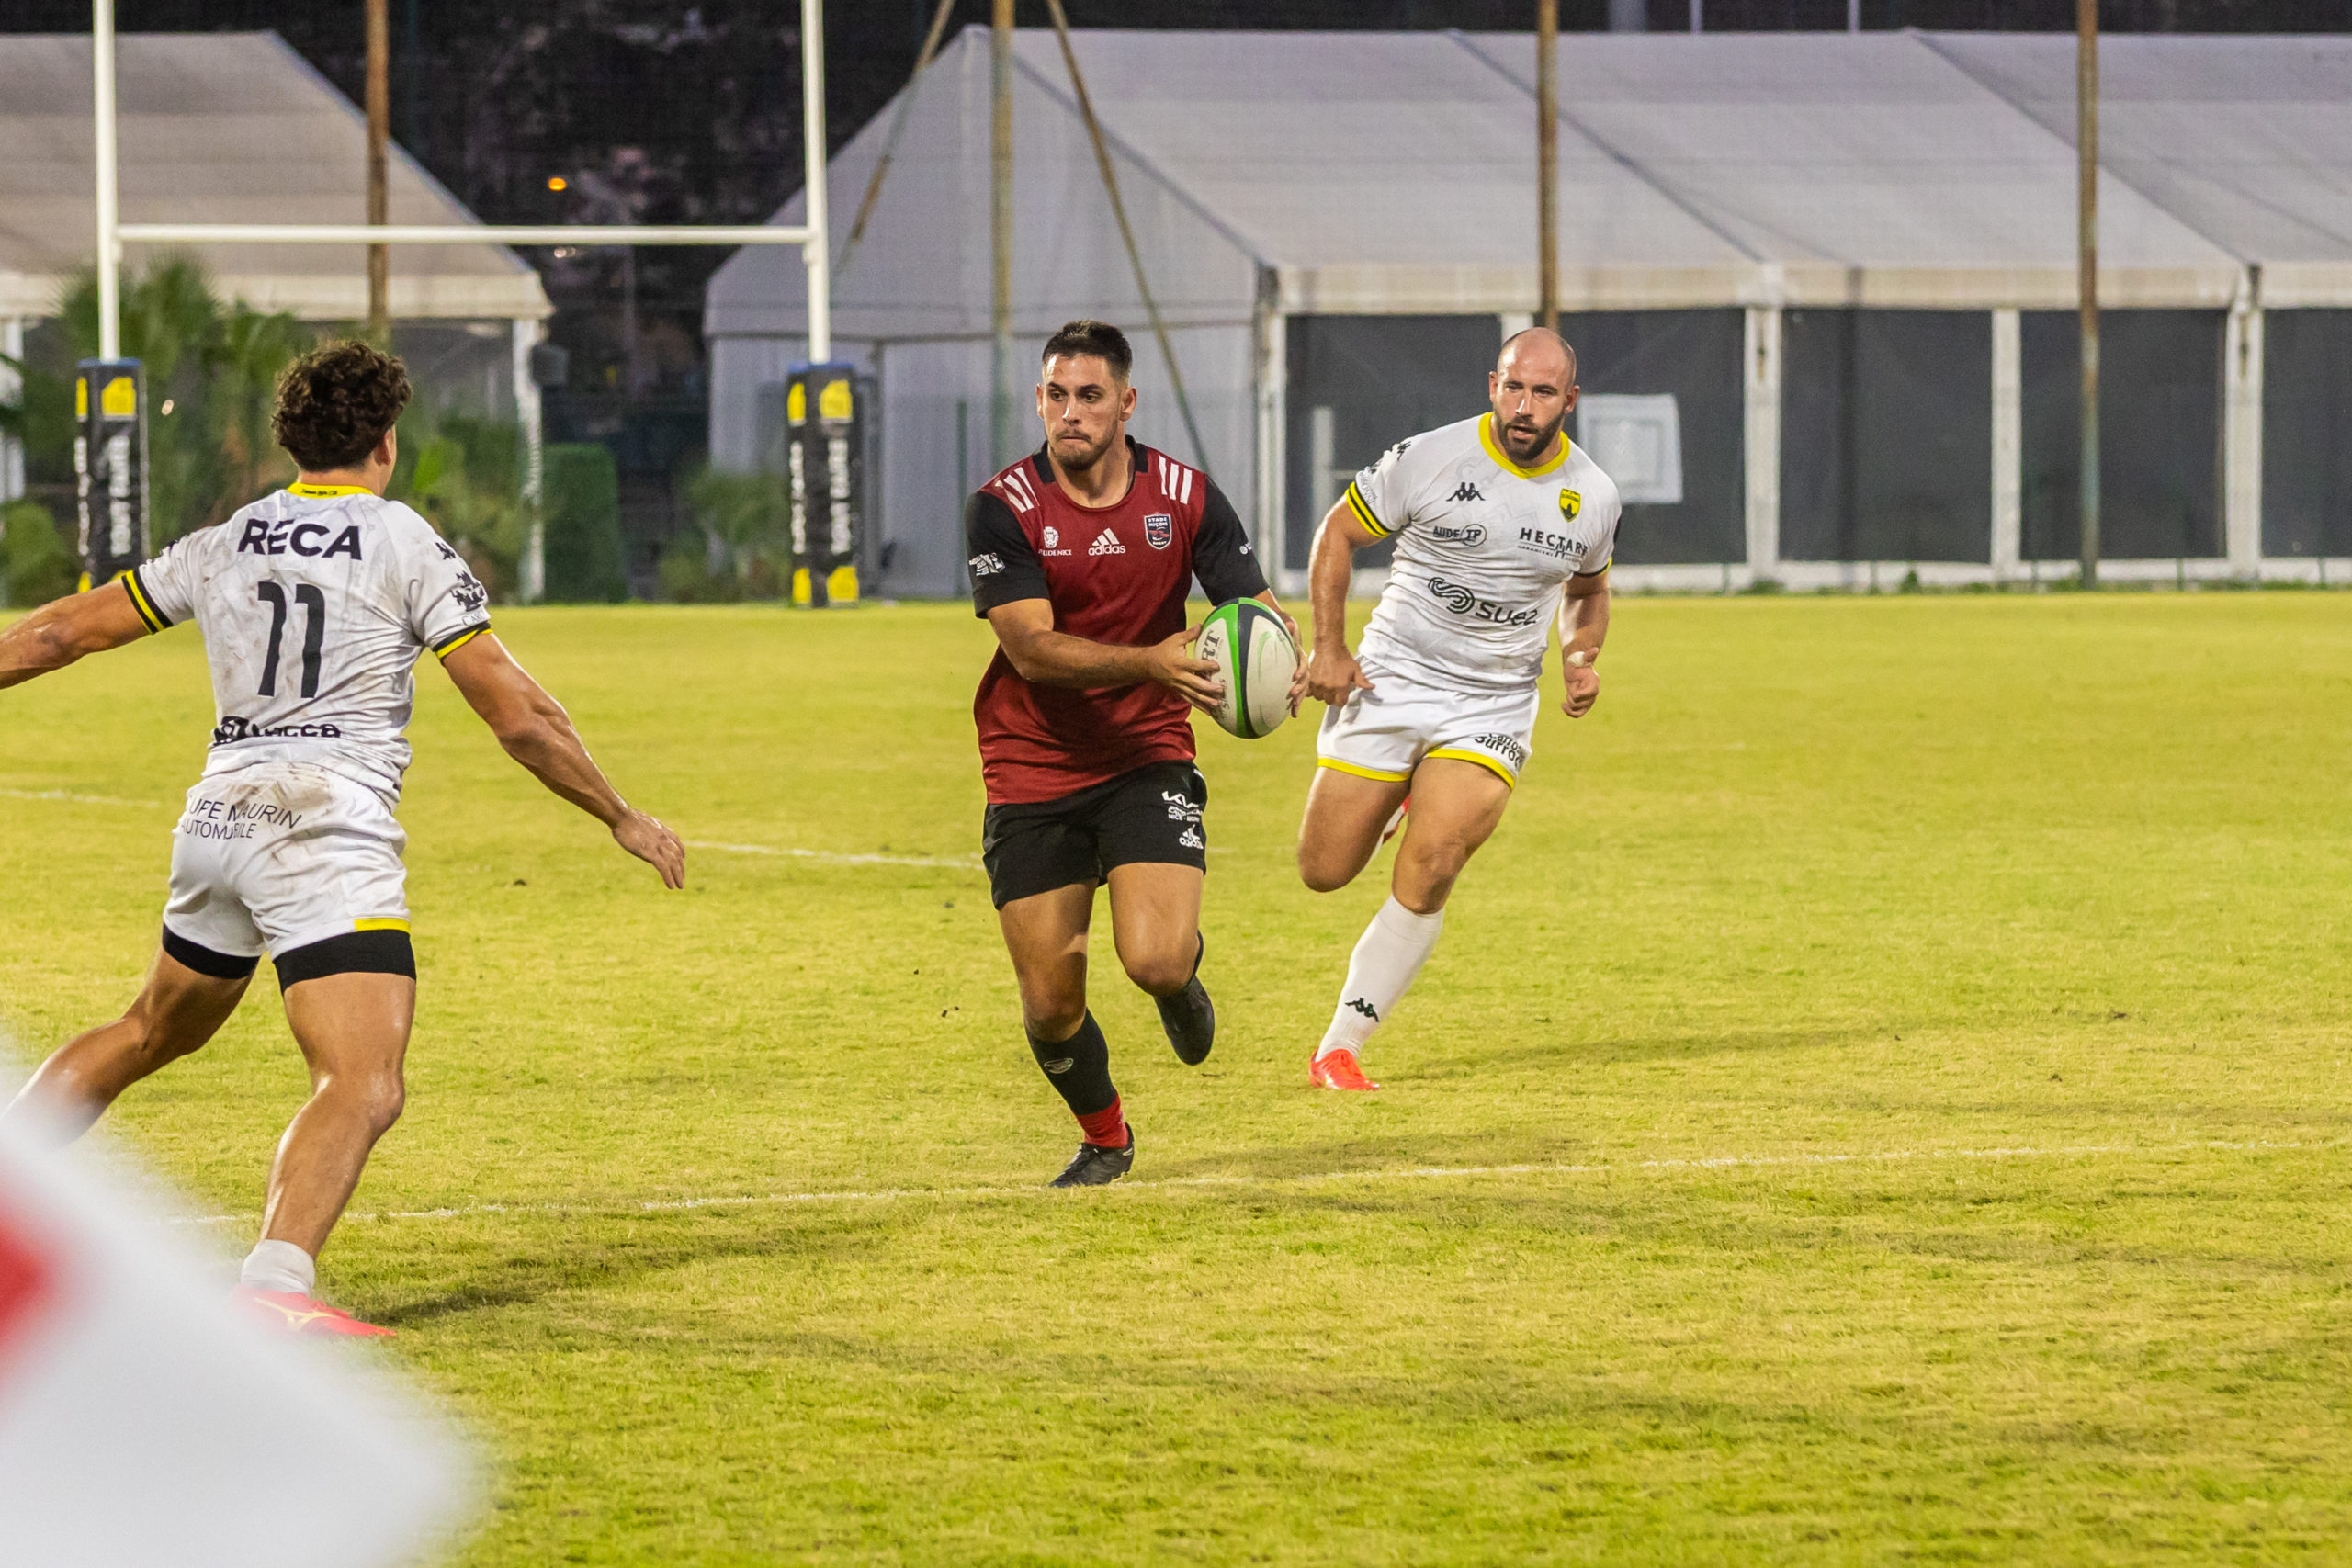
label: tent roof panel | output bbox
[1923,33,2352,267]
[0,32,548,321]
[710,27,2352,334]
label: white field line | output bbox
[1,786,164,809]
[167,1136,2334,1230]
[0,796,973,870]
[688,839,980,871]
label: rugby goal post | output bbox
[85,0,835,603]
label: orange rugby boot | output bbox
[1309,1048,1381,1092]
[233,1286,396,1338]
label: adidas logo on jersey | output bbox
[1087,528,1126,557]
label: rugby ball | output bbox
[1196,599,1299,739]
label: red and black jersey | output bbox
[967,438,1268,805]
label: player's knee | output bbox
[365,1077,406,1137]
[118,999,201,1070]
[1296,842,1358,894]
[1121,946,1194,998]
[1021,989,1088,1041]
[337,1071,406,1138]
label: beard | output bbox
[1050,423,1119,474]
[1498,406,1567,462]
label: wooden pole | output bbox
[990,0,1014,469]
[2077,0,2099,587]
[1537,0,1558,332]
[836,0,957,281]
[1043,0,1210,471]
[366,0,390,343]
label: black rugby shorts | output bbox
[980,760,1208,908]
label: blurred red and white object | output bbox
[0,1118,471,1568]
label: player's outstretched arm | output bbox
[1298,499,1381,709]
[439,632,685,888]
[0,581,153,691]
[986,599,1227,711]
[1558,569,1610,718]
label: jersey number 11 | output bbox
[255,581,327,698]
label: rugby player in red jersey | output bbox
[966,321,1294,1187]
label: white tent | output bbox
[0,32,552,504]
[707,28,2352,596]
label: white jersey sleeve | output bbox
[385,506,494,657]
[1341,434,1446,542]
[125,530,202,632]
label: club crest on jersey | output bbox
[1144,513,1173,549]
[1559,488,1583,520]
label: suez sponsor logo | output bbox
[1426,576,1543,628]
[236,516,363,560]
[210,716,345,747]
[175,794,307,840]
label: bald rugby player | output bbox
[1290,328,1622,1089]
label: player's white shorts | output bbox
[164,763,410,962]
[1316,658,1541,789]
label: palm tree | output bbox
[57,258,315,544]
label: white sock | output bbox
[240,1239,316,1297]
[1317,897,1444,1061]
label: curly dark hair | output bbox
[271,341,412,471]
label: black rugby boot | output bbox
[1157,936,1216,1066]
[1049,1127,1136,1189]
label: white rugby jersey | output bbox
[1343,412,1621,695]
[126,484,492,796]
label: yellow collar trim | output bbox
[288,482,373,498]
[1478,413,1570,480]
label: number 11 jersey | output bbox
[128,483,493,797]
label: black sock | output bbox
[1028,1010,1117,1120]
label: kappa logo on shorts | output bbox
[1144,513,1173,549]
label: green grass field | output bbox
[3,593,2349,1563]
